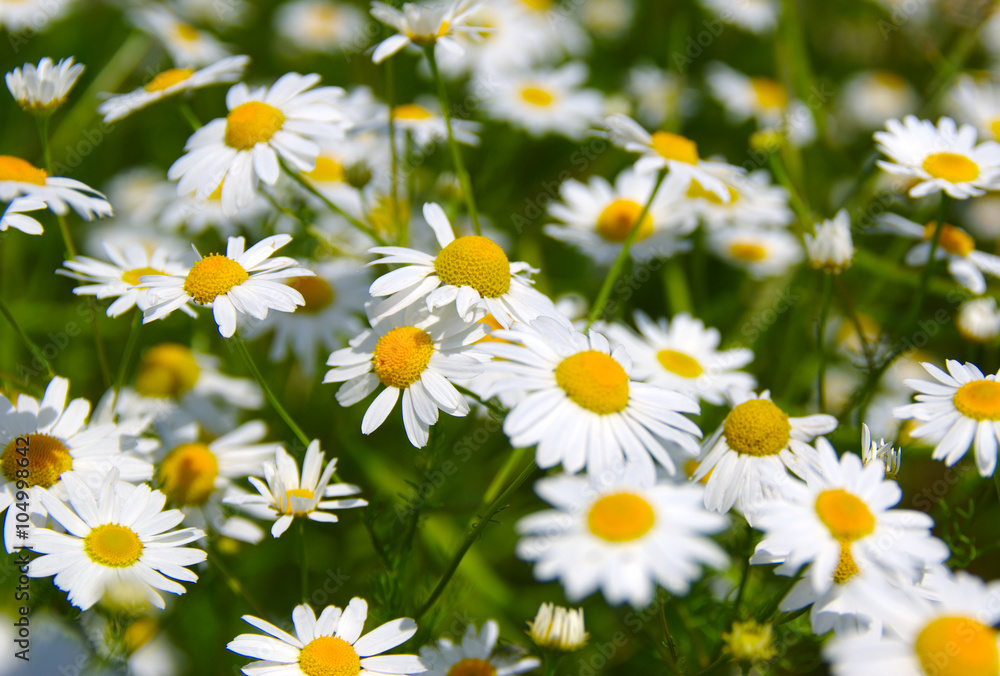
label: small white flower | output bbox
[6,56,84,113]
[707,227,804,279]
[420,620,540,676]
[275,0,369,55]
[957,297,1000,344]
[131,6,231,68]
[805,210,854,272]
[663,167,793,231]
[370,0,485,63]
[526,603,588,652]
[838,70,918,133]
[697,0,778,34]
[0,0,73,32]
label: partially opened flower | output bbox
[527,603,588,652]
[6,56,84,113]
[805,210,854,272]
[370,0,485,63]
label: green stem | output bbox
[903,194,950,333]
[111,309,141,414]
[817,273,834,413]
[768,152,811,237]
[730,555,751,623]
[232,333,311,449]
[36,115,77,259]
[424,46,480,235]
[205,547,266,616]
[299,519,309,603]
[658,588,680,668]
[836,274,875,371]
[0,298,55,377]
[454,383,507,417]
[281,161,387,246]
[586,169,668,327]
[178,102,202,131]
[663,258,692,315]
[482,446,530,505]
[755,570,803,622]
[386,58,401,242]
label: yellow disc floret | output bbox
[915,616,999,676]
[657,349,704,378]
[434,236,511,298]
[687,179,738,205]
[158,442,219,506]
[287,276,335,314]
[134,344,201,398]
[145,69,194,92]
[393,103,434,120]
[815,489,875,541]
[923,221,976,257]
[587,492,656,542]
[650,131,699,165]
[371,326,435,389]
[298,636,361,676]
[446,659,497,676]
[84,524,143,568]
[183,254,249,304]
[922,152,980,183]
[555,351,630,415]
[0,156,47,185]
[728,242,768,262]
[750,77,788,110]
[225,101,286,151]
[596,199,654,243]
[121,266,166,286]
[0,433,72,487]
[520,86,555,107]
[723,399,790,457]
[308,156,347,183]
[285,487,315,514]
[953,380,1000,420]
[833,540,860,585]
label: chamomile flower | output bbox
[367,202,559,328]
[132,6,230,68]
[141,234,313,338]
[707,227,804,279]
[274,0,368,55]
[370,0,485,63]
[527,604,588,652]
[806,210,855,272]
[874,115,1000,199]
[168,72,346,216]
[0,155,112,220]
[485,317,703,476]
[225,441,366,538]
[625,63,687,128]
[665,168,793,231]
[957,297,1000,343]
[0,197,46,235]
[692,391,837,521]
[0,0,73,32]
[706,63,816,146]
[577,0,635,39]
[361,100,480,149]
[697,0,778,34]
[228,599,424,676]
[838,71,918,134]
[97,55,249,123]
[946,75,1000,142]
[419,620,540,676]
[6,56,84,113]
[605,311,756,406]
[28,470,206,611]
[515,463,728,607]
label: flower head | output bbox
[806,210,854,272]
[526,604,588,652]
[6,57,84,113]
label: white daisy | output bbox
[663,167,794,231]
[97,55,249,123]
[697,0,778,34]
[874,115,1000,199]
[370,100,481,149]
[0,197,46,235]
[370,0,485,64]
[168,72,346,216]
[6,56,84,113]
[624,63,687,128]
[228,598,425,676]
[576,0,635,39]
[605,311,756,406]
[0,0,73,32]
[28,469,206,611]
[838,70,918,134]
[516,462,728,607]
[0,155,112,221]
[141,234,313,338]
[707,227,804,279]
[946,74,1000,142]
[526,603,588,652]
[419,620,540,676]
[131,6,231,68]
[484,317,703,476]
[805,210,854,272]
[693,390,837,521]
[957,297,1000,344]
[274,0,369,55]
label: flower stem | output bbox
[232,333,311,449]
[280,159,387,245]
[178,102,202,131]
[111,309,142,414]
[767,152,811,237]
[817,273,834,412]
[0,298,55,378]
[904,193,950,333]
[299,519,309,603]
[663,258,692,315]
[386,58,402,242]
[205,546,266,616]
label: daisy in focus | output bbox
[527,603,588,652]
[707,227,804,279]
[6,56,84,113]
[805,210,854,273]
[370,0,485,63]
[0,197,46,235]
[419,620,540,676]
[0,155,112,221]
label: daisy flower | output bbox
[367,202,559,328]
[838,70,917,133]
[379,100,481,148]
[0,197,46,235]
[419,620,540,676]
[28,470,206,611]
[324,304,488,448]
[604,311,756,406]
[275,0,369,55]
[515,463,728,607]
[664,168,793,231]
[168,72,345,216]
[947,74,1000,142]
[706,63,816,146]
[527,603,588,652]
[707,227,804,279]
[0,0,73,32]
[485,317,703,476]
[6,56,84,113]
[131,6,231,68]
[370,0,485,64]
[957,297,1000,344]
[97,55,249,123]
[225,440,366,538]
[805,210,854,272]
[0,155,112,221]
[141,234,313,338]
[228,598,424,676]
[894,359,1000,476]
[625,63,686,128]
[876,213,1000,295]
[874,115,1000,199]
[697,0,778,34]
[693,390,837,521]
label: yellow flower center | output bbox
[833,540,859,585]
[371,326,435,389]
[175,23,200,41]
[650,131,699,165]
[815,489,875,541]
[286,276,335,313]
[587,492,656,542]
[596,199,653,243]
[225,101,286,151]
[474,314,507,343]
[393,103,434,120]
[873,70,906,88]
[308,156,346,182]
[183,254,249,304]
[656,349,704,378]
[0,433,73,488]
[915,616,999,676]
[922,152,980,183]
[123,617,159,655]
[687,179,738,204]
[750,77,788,110]
[406,20,450,44]
[433,236,511,298]
[555,350,630,415]
[84,524,143,568]
[521,0,553,9]
[286,487,316,514]
[728,242,768,262]
[684,458,713,483]
[134,344,201,398]
[121,266,166,286]
[923,221,976,257]
[723,399,791,457]
[722,621,777,663]
[953,380,1000,420]
[520,86,555,107]
[298,635,361,676]
[144,68,195,93]
[0,156,47,185]
[158,442,219,506]
[991,119,1000,142]
[446,659,497,676]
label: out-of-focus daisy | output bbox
[625,63,687,128]
[228,599,424,675]
[28,470,206,611]
[605,311,756,406]
[274,0,368,55]
[357,99,481,150]
[706,63,816,146]
[697,0,778,34]
[874,115,1000,199]
[693,390,837,520]
[707,227,804,279]
[0,197,46,235]
[957,297,1000,343]
[0,0,73,32]
[131,6,230,68]
[544,167,694,264]
[6,57,84,113]
[665,168,793,231]
[173,0,251,26]
[838,70,917,133]
[370,0,485,63]
[876,213,1000,295]
[0,155,112,220]
[485,317,703,476]
[516,463,727,607]
[805,210,854,272]
[142,234,312,338]
[576,0,634,39]
[479,63,605,140]
[861,423,901,479]
[168,72,345,216]
[97,55,249,123]
[419,620,540,676]
[964,193,1000,242]
[947,74,1000,142]
[527,603,588,652]
[225,440,366,538]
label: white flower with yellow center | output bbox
[97,55,249,123]
[697,0,777,34]
[605,311,756,406]
[544,167,695,264]
[527,603,588,652]
[0,155,112,221]
[485,317,703,476]
[0,0,73,31]
[665,168,793,231]
[168,72,346,216]
[6,57,84,114]
[480,62,605,141]
[625,64,685,128]
[707,227,804,279]
[367,202,559,329]
[228,598,425,676]
[516,463,728,607]
[275,0,369,55]
[27,470,206,611]
[838,70,917,133]
[141,234,312,338]
[947,75,1000,143]
[706,63,816,146]
[805,210,855,272]
[693,391,837,520]
[957,297,1000,344]
[370,0,485,63]
[131,6,231,68]
[824,569,1000,676]
[419,620,540,676]
[894,359,1000,477]
[876,213,1000,295]
[373,100,481,149]
[0,197,46,235]
[874,115,1000,199]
